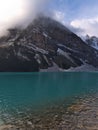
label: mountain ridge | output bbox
[0,16,98,72]
[85,35,98,50]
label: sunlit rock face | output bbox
[0,16,98,72]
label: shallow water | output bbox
[0,72,98,127]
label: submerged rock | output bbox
[1,95,98,130]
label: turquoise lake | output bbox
[0,72,98,124]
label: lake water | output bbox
[0,72,98,126]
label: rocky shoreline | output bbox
[40,63,98,72]
[0,94,98,130]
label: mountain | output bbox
[0,16,98,72]
[85,35,98,50]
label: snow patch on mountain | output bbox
[57,48,75,63]
[85,35,98,50]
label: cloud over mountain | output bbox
[0,0,49,36]
[70,17,98,37]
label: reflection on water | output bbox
[0,72,98,129]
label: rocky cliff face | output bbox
[0,16,98,72]
[85,35,98,50]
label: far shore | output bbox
[40,63,98,72]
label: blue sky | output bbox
[0,0,98,37]
[46,0,98,36]
[49,0,98,21]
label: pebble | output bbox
[1,95,98,130]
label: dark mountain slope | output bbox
[0,16,98,72]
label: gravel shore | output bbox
[40,63,98,72]
[0,94,98,130]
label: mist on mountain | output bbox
[0,0,50,36]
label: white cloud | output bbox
[70,17,98,37]
[52,10,66,25]
[48,9,98,37]
[0,0,27,36]
[0,0,49,36]
[1,0,98,38]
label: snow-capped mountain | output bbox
[0,16,98,72]
[85,35,98,50]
